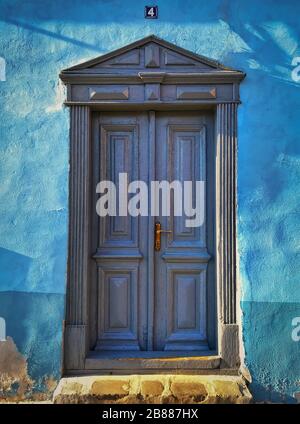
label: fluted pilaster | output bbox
[217,103,237,325]
[65,105,90,370]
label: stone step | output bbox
[53,375,252,404]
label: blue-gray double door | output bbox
[93,111,213,352]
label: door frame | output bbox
[59,35,245,374]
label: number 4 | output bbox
[148,7,155,17]
[145,6,158,19]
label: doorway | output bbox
[90,111,216,355]
[61,35,244,372]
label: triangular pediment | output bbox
[62,35,238,74]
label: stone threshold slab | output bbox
[53,374,252,404]
[84,351,221,372]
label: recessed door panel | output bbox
[99,124,138,248]
[165,264,207,350]
[97,263,140,350]
[167,124,206,248]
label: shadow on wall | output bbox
[223,18,300,86]
[2,18,104,53]
[0,248,32,292]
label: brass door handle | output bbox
[154,222,172,251]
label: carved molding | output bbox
[138,72,166,83]
[145,44,160,68]
[177,86,216,100]
[66,105,90,326]
[108,49,140,66]
[64,106,90,370]
[217,103,237,325]
[145,83,160,101]
[164,50,196,66]
[61,71,244,86]
[89,87,129,100]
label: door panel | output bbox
[164,264,207,350]
[97,263,140,350]
[168,124,206,248]
[99,123,138,249]
[154,112,211,351]
[92,112,149,351]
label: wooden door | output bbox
[92,112,149,351]
[153,112,213,351]
[92,111,214,352]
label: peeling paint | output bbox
[0,336,59,402]
[0,337,33,400]
[0,291,64,400]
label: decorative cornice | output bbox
[138,71,166,83]
[63,100,241,108]
[60,71,245,85]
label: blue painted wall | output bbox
[0,0,299,402]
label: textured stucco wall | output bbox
[0,0,299,402]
